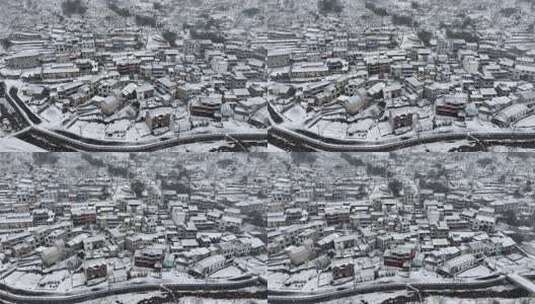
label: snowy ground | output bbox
[489,145,535,152]
[269,265,468,294]
[163,142,240,152]
[178,298,266,304]
[235,256,267,276]
[322,290,409,304]
[210,266,244,279]
[283,268,317,289]
[399,139,474,152]
[65,118,263,142]
[515,115,535,128]
[0,137,46,152]
[266,271,289,290]
[457,265,493,278]
[80,293,267,304]
[4,266,218,293]
[38,104,65,128]
[79,291,163,304]
[4,271,42,290]
[264,144,286,152]
[302,271,332,291]
[68,121,107,139]
[422,297,535,304]
[293,113,520,144]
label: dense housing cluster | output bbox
[0,154,267,294]
[1,0,535,152]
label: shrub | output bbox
[318,0,344,15]
[135,15,157,27]
[61,0,87,16]
[162,30,178,47]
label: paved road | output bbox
[270,125,535,152]
[0,275,265,304]
[19,121,535,153]
[269,275,507,303]
[5,86,42,125]
[269,272,535,303]
[507,273,535,294]
[6,83,535,152]
[21,126,268,152]
[3,84,268,152]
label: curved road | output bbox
[6,84,535,152]
[269,273,535,304]
[19,122,535,153]
[4,84,268,152]
[0,275,265,304]
[22,126,268,152]
[270,126,535,152]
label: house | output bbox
[176,83,203,102]
[218,240,251,259]
[224,73,247,89]
[290,62,330,80]
[518,90,535,105]
[84,259,108,283]
[404,77,424,96]
[332,259,355,280]
[482,96,512,113]
[220,216,242,233]
[5,50,41,69]
[155,77,177,97]
[438,254,478,276]
[97,79,119,97]
[365,56,392,76]
[333,235,357,253]
[125,235,143,252]
[83,235,106,252]
[383,245,415,268]
[435,93,468,120]
[137,84,155,100]
[71,207,96,226]
[42,64,80,80]
[192,254,226,277]
[190,94,222,119]
[383,83,402,100]
[145,109,174,135]
[492,104,530,127]
[57,82,85,99]
[389,108,417,134]
[513,65,535,82]
[134,247,164,269]
[115,59,141,75]
[472,215,496,233]
[121,83,138,100]
[266,49,292,68]
[324,207,350,226]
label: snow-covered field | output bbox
[4,271,42,290]
[39,104,65,128]
[210,266,244,279]
[79,291,163,304]
[0,137,46,152]
[515,115,535,128]
[322,290,409,304]
[457,265,493,278]
[422,297,535,304]
[178,297,266,304]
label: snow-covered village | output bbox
[2,0,535,152]
[0,153,534,303]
